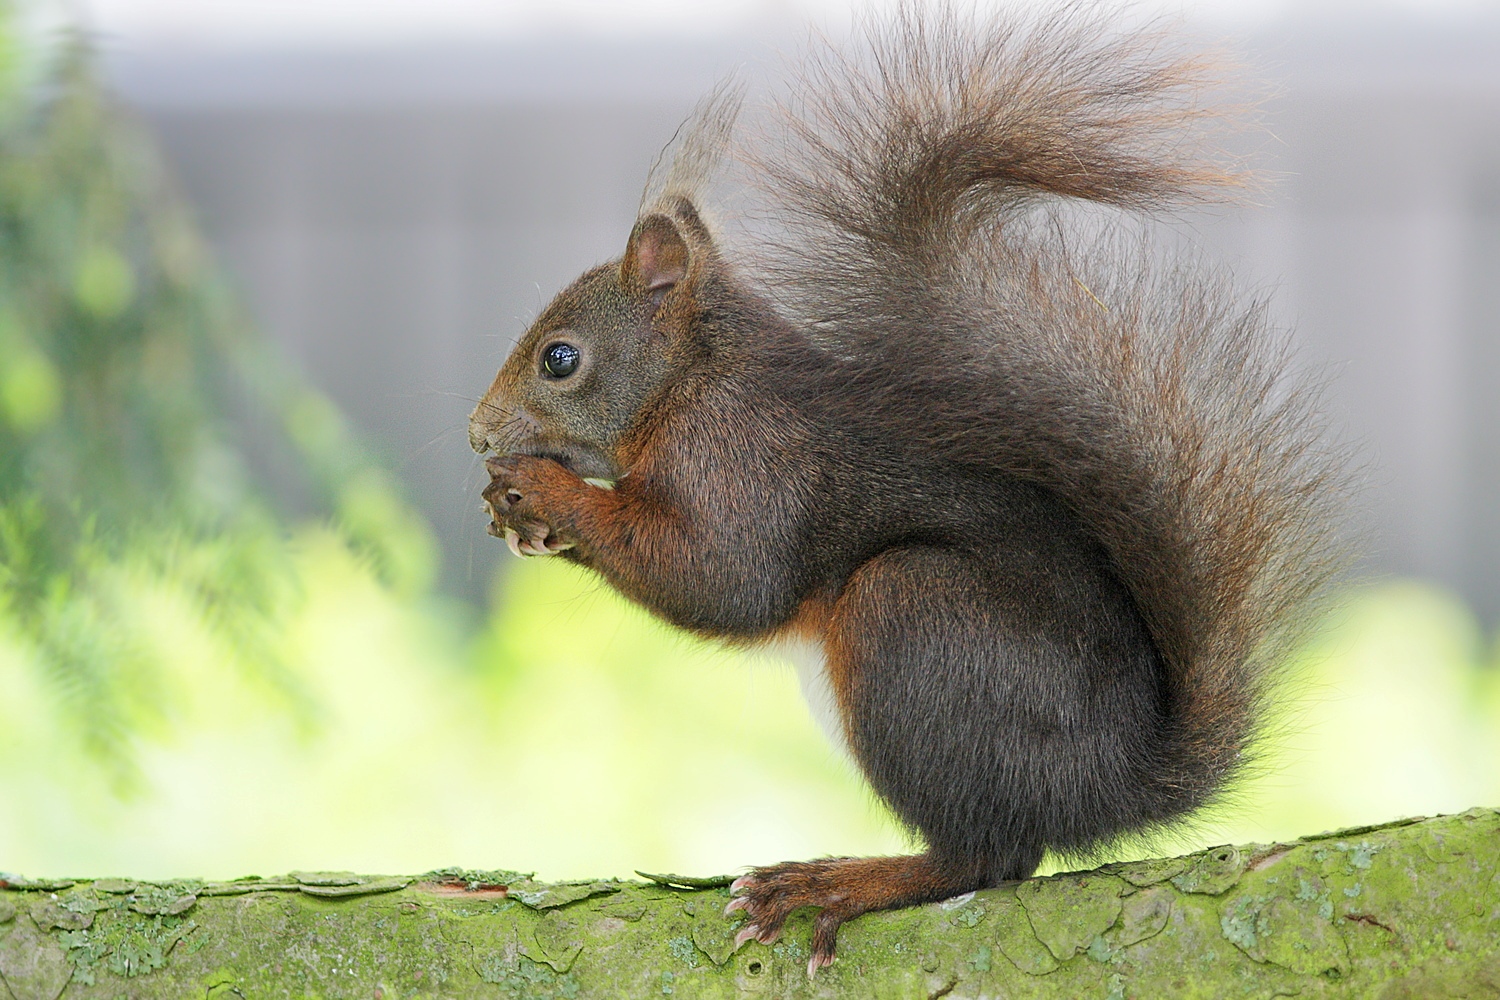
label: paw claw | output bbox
[720,859,898,973]
[508,523,574,557]
[504,527,524,558]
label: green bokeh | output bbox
[0,6,1495,888]
[2,550,1498,881]
[0,7,436,793]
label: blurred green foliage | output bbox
[0,5,1495,888]
[1,551,1497,882]
[0,12,435,787]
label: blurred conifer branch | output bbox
[0,11,437,789]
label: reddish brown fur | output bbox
[469,4,1345,973]
[729,854,990,973]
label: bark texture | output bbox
[1,809,1497,999]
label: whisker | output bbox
[410,423,471,461]
[431,390,486,405]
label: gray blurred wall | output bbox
[103,19,1500,616]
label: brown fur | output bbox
[470,3,1345,972]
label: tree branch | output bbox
[2,809,1497,998]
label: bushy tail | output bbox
[754,4,1347,807]
[755,3,1244,298]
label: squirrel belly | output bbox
[469,5,1344,974]
[759,633,847,757]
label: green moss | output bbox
[0,811,1496,997]
[1169,845,1246,896]
[1018,873,1125,961]
[988,891,1059,975]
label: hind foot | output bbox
[725,854,988,976]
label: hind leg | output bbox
[732,544,1160,970]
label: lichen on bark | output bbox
[1,809,1497,998]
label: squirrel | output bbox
[468,5,1342,976]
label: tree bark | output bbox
[1,809,1497,999]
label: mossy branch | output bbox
[2,809,1497,999]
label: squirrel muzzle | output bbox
[470,393,617,482]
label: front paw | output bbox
[494,521,575,558]
[482,455,581,557]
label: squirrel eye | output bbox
[541,342,581,379]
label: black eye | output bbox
[541,342,580,379]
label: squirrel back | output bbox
[713,6,1344,813]
[472,4,1346,969]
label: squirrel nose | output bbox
[468,418,491,455]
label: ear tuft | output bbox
[623,214,689,296]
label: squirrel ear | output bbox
[622,213,689,298]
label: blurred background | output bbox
[1,0,1498,883]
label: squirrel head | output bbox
[468,198,719,480]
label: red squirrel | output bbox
[468,7,1342,974]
